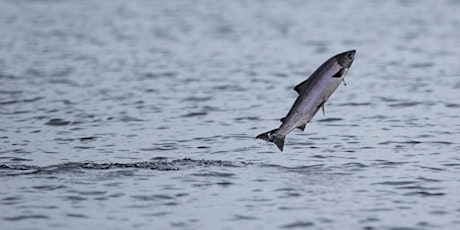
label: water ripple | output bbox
[0,158,251,176]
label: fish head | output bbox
[336,50,356,68]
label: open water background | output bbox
[1,0,460,229]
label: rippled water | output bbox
[1,0,460,229]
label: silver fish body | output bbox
[256,50,356,151]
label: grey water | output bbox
[1,0,459,229]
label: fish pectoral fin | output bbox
[318,101,326,116]
[332,68,345,78]
[297,124,306,131]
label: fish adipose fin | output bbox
[256,129,286,152]
[280,117,286,123]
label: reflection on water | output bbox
[1,0,460,229]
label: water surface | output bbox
[1,0,460,229]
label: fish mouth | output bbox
[346,50,356,58]
[336,50,356,68]
[337,50,356,60]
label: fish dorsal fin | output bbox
[297,124,306,131]
[293,82,304,94]
[293,77,313,94]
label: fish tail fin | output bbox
[256,129,286,152]
[256,129,276,142]
[272,135,285,152]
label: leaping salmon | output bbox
[256,50,356,151]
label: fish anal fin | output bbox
[297,124,306,131]
[318,101,326,116]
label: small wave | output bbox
[445,103,460,108]
[231,215,258,221]
[316,117,343,123]
[339,102,372,106]
[0,96,44,105]
[259,164,325,171]
[404,191,445,197]
[341,162,368,168]
[66,213,88,219]
[410,62,434,68]
[213,85,245,92]
[45,118,73,126]
[191,172,236,178]
[131,194,175,201]
[181,112,208,117]
[371,160,410,167]
[441,163,460,168]
[378,140,422,145]
[427,141,452,145]
[0,72,18,80]
[280,221,315,229]
[142,71,177,79]
[374,181,418,186]
[182,96,212,102]
[119,115,144,122]
[234,116,261,122]
[415,165,445,171]
[32,185,67,191]
[388,101,423,108]
[396,185,444,191]
[417,177,443,182]
[3,215,50,221]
